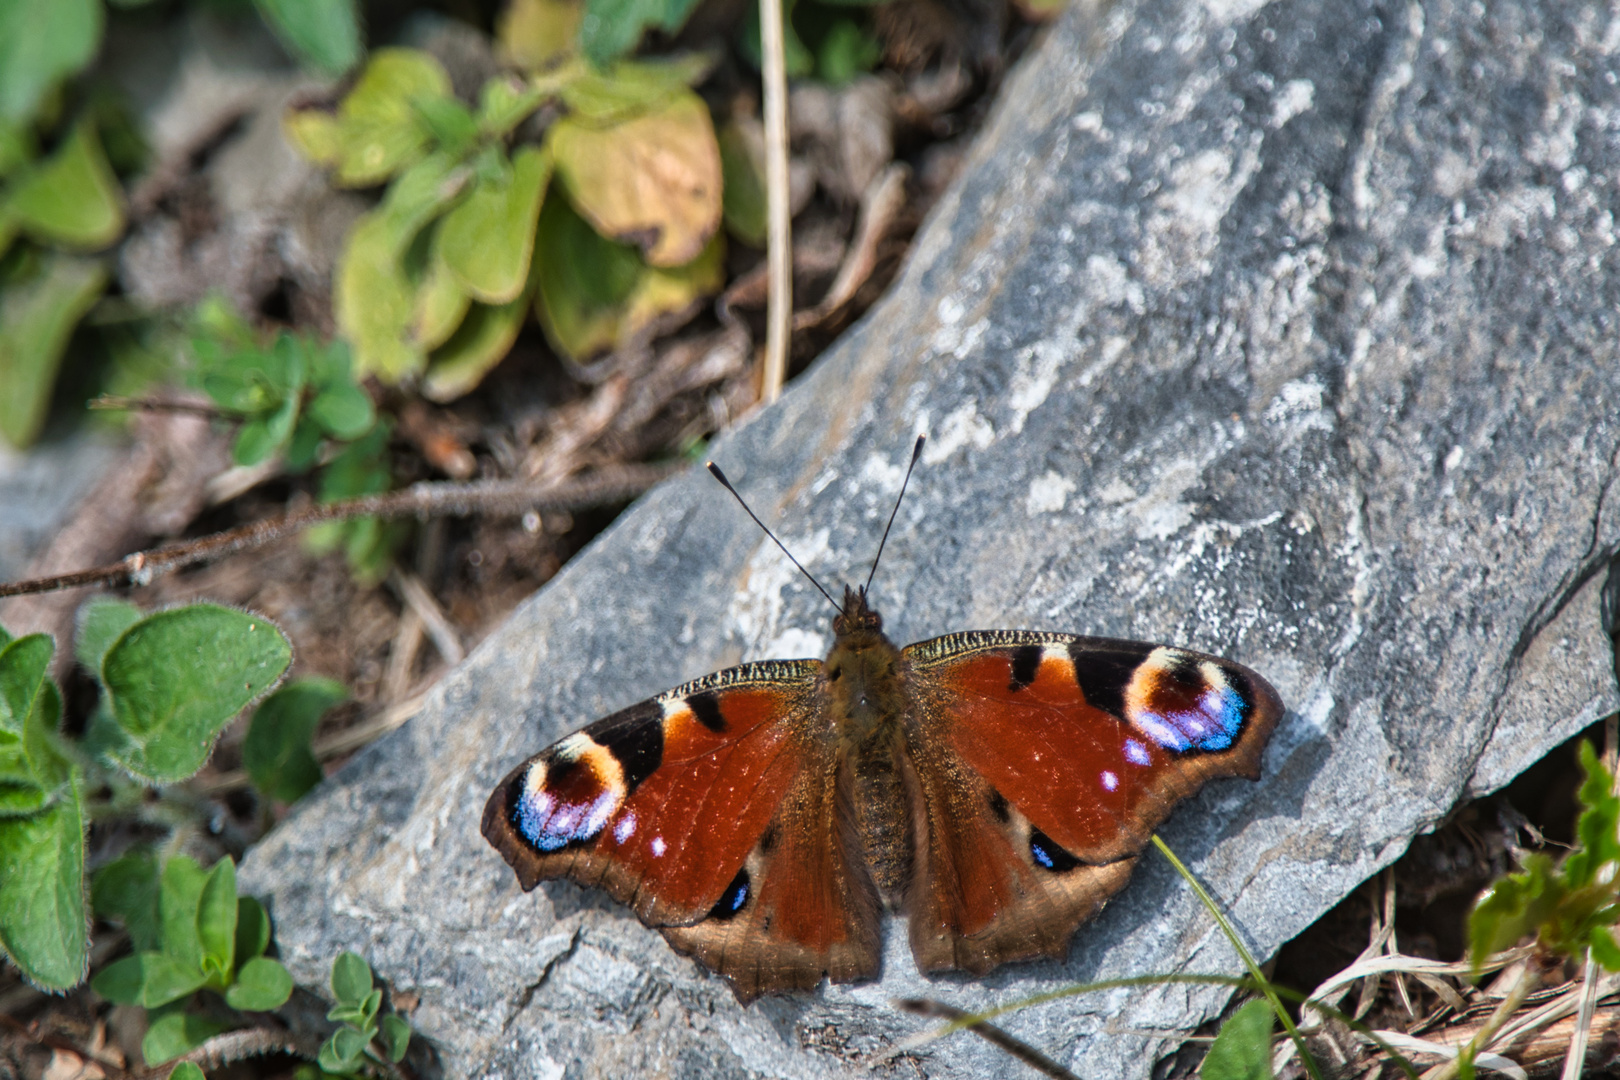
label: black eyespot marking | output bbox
[687,691,727,733]
[592,722,660,790]
[1068,644,1149,719]
[708,867,751,921]
[988,790,1011,824]
[1009,644,1043,691]
[1029,828,1081,873]
[760,824,778,855]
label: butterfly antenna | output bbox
[707,461,841,612]
[864,434,927,594]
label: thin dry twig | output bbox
[894,999,1079,1080]
[0,464,677,599]
[389,569,464,666]
[758,0,792,402]
[1421,958,1544,1080]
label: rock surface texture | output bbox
[240,0,1620,1075]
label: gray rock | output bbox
[240,0,1620,1075]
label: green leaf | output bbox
[0,0,103,124]
[141,1005,224,1066]
[319,1026,369,1074]
[476,74,547,136]
[1590,927,1620,973]
[283,49,452,187]
[307,381,374,440]
[331,950,373,1004]
[558,56,712,123]
[422,285,536,402]
[579,0,704,66]
[1201,998,1274,1080]
[534,194,724,361]
[381,1014,411,1062]
[0,633,52,737]
[169,1062,207,1080]
[412,239,471,353]
[816,19,881,84]
[438,145,551,304]
[90,951,207,1007]
[336,153,470,381]
[0,253,107,448]
[242,677,347,803]
[4,120,125,249]
[232,389,299,465]
[718,119,767,248]
[196,857,237,983]
[360,987,382,1022]
[412,95,478,158]
[100,605,292,783]
[1564,742,1620,890]
[253,0,361,76]
[91,848,163,951]
[0,772,87,990]
[159,856,208,973]
[225,955,294,1011]
[234,896,270,962]
[75,598,142,675]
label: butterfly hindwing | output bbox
[481,658,882,1000]
[898,632,1284,972]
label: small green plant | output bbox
[284,48,727,394]
[1469,741,1620,970]
[243,676,349,803]
[91,852,295,1064]
[1201,998,1275,1080]
[310,951,413,1077]
[0,599,291,991]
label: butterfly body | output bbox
[484,583,1284,1002]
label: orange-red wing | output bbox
[482,659,825,924]
[482,657,884,1000]
[898,631,1283,965]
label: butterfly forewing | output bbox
[481,657,885,1000]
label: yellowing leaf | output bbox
[438,145,551,303]
[558,55,713,124]
[534,193,722,361]
[335,154,469,381]
[0,254,106,448]
[283,48,451,187]
[549,91,720,267]
[5,120,125,250]
[497,0,583,70]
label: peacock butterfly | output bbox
[482,438,1284,1001]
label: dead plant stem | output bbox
[758,0,791,402]
[0,464,675,599]
[1421,958,1541,1080]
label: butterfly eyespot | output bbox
[1028,827,1081,873]
[708,867,751,921]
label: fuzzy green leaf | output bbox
[283,48,451,187]
[307,381,374,440]
[0,773,87,990]
[0,0,102,124]
[91,848,163,951]
[381,1014,411,1062]
[234,895,270,963]
[196,857,237,983]
[243,677,347,803]
[0,253,107,448]
[4,120,124,248]
[319,1025,370,1073]
[100,605,291,783]
[168,1062,207,1080]
[225,955,294,1011]
[331,950,373,1004]
[423,284,536,402]
[438,145,551,304]
[253,0,361,76]
[579,0,704,66]
[141,1006,225,1066]
[75,598,142,675]
[90,951,207,1007]
[159,856,208,973]
[1201,999,1274,1080]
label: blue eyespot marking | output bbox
[1125,738,1152,766]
